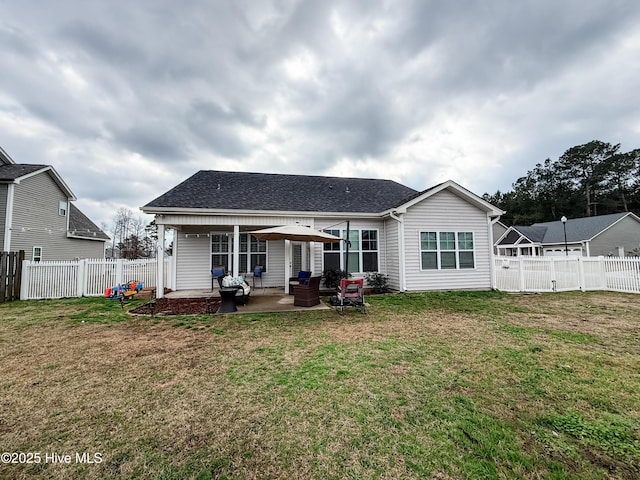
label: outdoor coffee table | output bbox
[218,287,239,313]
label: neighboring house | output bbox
[492,220,509,254]
[0,147,109,260]
[142,170,504,296]
[495,212,640,257]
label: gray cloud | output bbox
[0,0,639,227]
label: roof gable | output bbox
[0,164,76,200]
[391,180,504,216]
[0,146,15,165]
[143,170,418,214]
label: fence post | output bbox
[598,256,606,290]
[577,257,585,291]
[550,258,556,291]
[20,259,30,300]
[76,259,86,297]
[116,259,124,284]
[519,258,525,292]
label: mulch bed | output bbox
[130,297,221,316]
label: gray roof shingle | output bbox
[501,213,633,245]
[69,204,110,241]
[143,170,419,213]
[531,212,631,243]
[0,164,49,181]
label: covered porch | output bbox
[153,218,330,298]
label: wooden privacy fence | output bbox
[20,258,173,300]
[0,251,24,302]
[493,256,640,294]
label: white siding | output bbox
[384,217,401,290]
[403,189,492,291]
[175,233,211,290]
[174,231,287,289]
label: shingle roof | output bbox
[513,226,547,243]
[69,204,110,241]
[143,170,419,213]
[500,212,634,245]
[0,164,49,181]
[531,212,631,243]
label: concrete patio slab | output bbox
[164,288,331,314]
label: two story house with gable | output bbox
[0,147,109,260]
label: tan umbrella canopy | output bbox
[249,225,341,243]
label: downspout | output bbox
[3,184,15,251]
[488,215,500,290]
[389,211,406,292]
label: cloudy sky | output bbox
[1,0,639,229]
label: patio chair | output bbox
[336,278,365,314]
[211,266,226,290]
[253,265,264,290]
[293,276,321,307]
[288,270,312,294]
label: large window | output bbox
[211,234,230,270]
[211,233,267,272]
[420,231,475,270]
[240,234,267,272]
[323,229,379,274]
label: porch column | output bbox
[156,223,165,299]
[284,239,291,294]
[309,242,315,277]
[232,225,240,276]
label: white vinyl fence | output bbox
[494,256,640,294]
[20,258,173,300]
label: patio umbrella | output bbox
[248,225,341,243]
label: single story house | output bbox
[141,170,504,297]
[495,212,640,257]
[1,146,109,260]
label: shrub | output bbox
[322,268,350,289]
[365,272,389,293]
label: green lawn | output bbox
[1,291,639,479]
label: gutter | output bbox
[389,211,406,292]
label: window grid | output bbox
[420,231,475,270]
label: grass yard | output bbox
[1,291,639,479]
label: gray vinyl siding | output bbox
[403,189,492,291]
[9,173,104,260]
[11,173,68,260]
[0,184,7,251]
[588,216,640,256]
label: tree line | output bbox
[104,208,159,259]
[483,140,640,225]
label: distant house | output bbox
[0,147,109,260]
[495,212,640,257]
[142,170,504,297]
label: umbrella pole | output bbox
[344,221,350,276]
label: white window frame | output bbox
[33,246,43,262]
[322,228,380,274]
[59,200,68,216]
[210,232,268,273]
[419,231,476,270]
[239,233,267,273]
